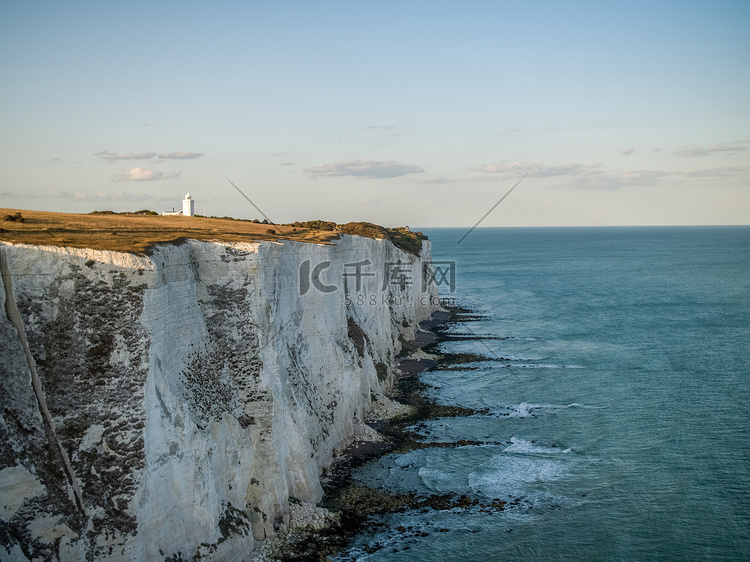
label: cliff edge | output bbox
[0,234,440,561]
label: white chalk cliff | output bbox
[0,235,440,561]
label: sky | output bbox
[1,0,749,227]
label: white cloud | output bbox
[472,160,601,178]
[158,151,204,160]
[674,143,747,157]
[49,191,182,204]
[472,159,695,190]
[680,166,750,178]
[304,159,425,179]
[0,191,38,199]
[620,148,635,156]
[559,166,750,190]
[416,177,457,185]
[570,169,673,190]
[96,151,157,161]
[51,191,153,202]
[94,150,203,161]
[113,167,181,182]
[471,155,749,191]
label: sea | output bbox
[339,226,750,561]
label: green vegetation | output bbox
[340,222,427,255]
[89,209,159,216]
[2,212,25,222]
[217,503,250,543]
[284,220,428,255]
[287,219,338,231]
[0,208,426,255]
[382,226,428,256]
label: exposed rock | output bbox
[0,235,439,560]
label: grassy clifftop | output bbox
[339,222,426,255]
[0,209,427,255]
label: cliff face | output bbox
[0,236,439,561]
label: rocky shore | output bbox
[247,306,511,561]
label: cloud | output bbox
[473,157,750,191]
[51,191,154,202]
[114,167,181,182]
[94,150,203,161]
[680,166,750,178]
[570,169,673,190]
[158,151,204,160]
[0,191,38,199]
[674,143,747,157]
[278,161,295,166]
[416,177,457,185]
[365,125,396,131]
[562,166,750,189]
[50,191,182,203]
[304,159,425,179]
[473,159,680,189]
[620,148,635,156]
[472,160,601,178]
[95,151,157,161]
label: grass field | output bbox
[0,209,425,255]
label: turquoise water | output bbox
[343,227,750,561]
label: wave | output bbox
[499,363,585,369]
[418,466,461,492]
[468,455,569,496]
[493,402,603,418]
[503,436,571,456]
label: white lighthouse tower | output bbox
[182,192,194,217]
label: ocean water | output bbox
[342,226,750,561]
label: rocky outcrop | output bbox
[0,235,439,561]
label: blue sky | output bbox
[1,0,748,227]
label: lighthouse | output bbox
[182,193,194,217]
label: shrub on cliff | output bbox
[2,212,24,223]
[386,228,427,256]
[291,219,338,231]
[340,222,427,256]
[340,222,386,239]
